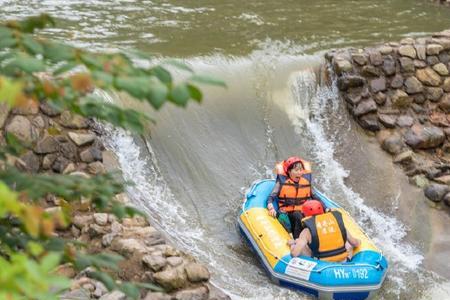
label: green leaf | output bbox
[151,66,172,84]
[53,62,78,75]
[111,203,127,219]
[89,271,116,291]
[80,53,103,69]
[0,37,17,50]
[146,78,168,110]
[169,83,190,107]
[114,76,149,100]
[0,77,24,106]
[5,132,27,155]
[162,59,193,73]
[22,35,44,55]
[119,282,140,299]
[92,71,114,87]
[187,83,202,102]
[40,252,61,273]
[43,42,74,62]
[124,206,147,218]
[0,52,14,62]
[134,282,165,292]
[0,27,13,39]
[4,55,46,74]
[189,74,227,88]
[16,14,55,33]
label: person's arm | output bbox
[267,181,281,217]
[346,229,361,248]
[290,229,310,257]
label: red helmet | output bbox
[283,156,303,174]
[302,200,324,217]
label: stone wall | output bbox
[0,104,230,300]
[326,29,450,209]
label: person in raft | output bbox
[267,156,313,239]
[289,200,361,262]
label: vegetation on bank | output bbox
[0,14,224,299]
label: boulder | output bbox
[370,77,386,93]
[68,132,96,147]
[353,99,377,116]
[72,215,94,229]
[42,153,57,170]
[12,98,39,115]
[153,268,188,291]
[424,183,449,202]
[184,263,210,282]
[400,37,414,45]
[404,76,423,94]
[398,45,416,58]
[416,67,441,86]
[439,51,450,64]
[427,44,444,55]
[87,161,106,175]
[404,124,445,149]
[111,238,149,256]
[59,138,78,161]
[378,114,397,128]
[391,89,412,108]
[433,62,449,76]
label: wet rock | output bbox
[415,44,427,60]
[391,89,412,108]
[393,150,414,164]
[427,56,440,66]
[404,76,423,94]
[382,56,396,75]
[396,115,414,127]
[68,132,96,146]
[154,268,188,291]
[433,62,449,75]
[358,114,380,131]
[416,67,441,86]
[438,94,450,113]
[5,115,34,144]
[174,286,209,300]
[369,51,383,66]
[334,58,353,75]
[352,53,367,65]
[398,45,416,58]
[142,255,167,272]
[34,136,59,154]
[60,111,89,129]
[337,75,365,91]
[424,183,449,202]
[390,74,404,89]
[425,87,444,102]
[378,114,397,128]
[99,291,127,300]
[353,99,377,116]
[185,263,210,283]
[381,133,404,154]
[427,44,444,55]
[444,78,450,92]
[404,124,445,149]
[400,57,415,72]
[370,77,386,93]
[40,102,61,117]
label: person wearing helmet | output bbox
[267,156,313,239]
[289,200,361,262]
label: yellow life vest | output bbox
[302,210,348,262]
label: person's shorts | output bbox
[277,212,292,233]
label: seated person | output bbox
[289,200,361,262]
[267,156,313,239]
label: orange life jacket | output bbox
[275,160,312,213]
[302,210,348,262]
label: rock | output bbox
[60,111,89,129]
[393,150,414,164]
[382,56,396,76]
[432,37,450,50]
[58,138,78,161]
[370,77,386,93]
[12,98,39,115]
[144,292,172,300]
[353,99,377,116]
[381,133,404,154]
[60,289,91,300]
[167,256,184,267]
[414,60,427,68]
[427,56,440,66]
[409,175,429,189]
[88,224,108,238]
[93,213,108,226]
[93,281,108,298]
[111,238,149,257]
[415,44,427,60]
[80,147,102,163]
[400,57,415,72]
[362,65,381,77]
[374,92,387,105]
[369,51,383,66]
[443,193,450,207]
[32,115,46,129]
[433,62,449,75]
[424,183,449,202]
[42,153,57,170]
[337,75,365,91]
[358,114,380,131]
[174,286,209,300]
[400,37,414,45]
[444,78,450,92]
[154,268,188,291]
[52,156,70,173]
[413,94,426,105]
[404,77,423,94]
[398,45,416,58]
[99,291,127,300]
[378,114,397,128]
[185,263,210,283]
[379,45,393,55]
[143,255,167,272]
[40,102,61,117]
[352,53,367,65]
[435,175,450,185]
[439,51,450,64]
[0,103,10,129]
[425,87,444,102]
[404,124,445,149]
[72,215,93,229]
[34,136,59,154]
[427,44,444,55]
[5,115,34,144]
[68,132,96,146]
[88,161,106,175]
[122,216,148,227]
[63,163,76,174]
[334,58,353,74]
[19,151,40,173]
[429,111,450,127]
[390,74,404,89]
[396,115,414,127]
[416,68,441,86]
[102,150,121,172]
[391,89,412,108]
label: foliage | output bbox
[0,14,225,299]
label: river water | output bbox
[2,1,450,299]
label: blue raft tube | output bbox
[238,179,388,300]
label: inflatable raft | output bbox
[238,179,388,300]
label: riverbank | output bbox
[326,29,450,210]
[0,104,230,300]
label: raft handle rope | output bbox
[242,190,384,273]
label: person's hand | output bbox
[267,203,277,217]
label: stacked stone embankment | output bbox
[326,29,450,209]
[0,103,230,300]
